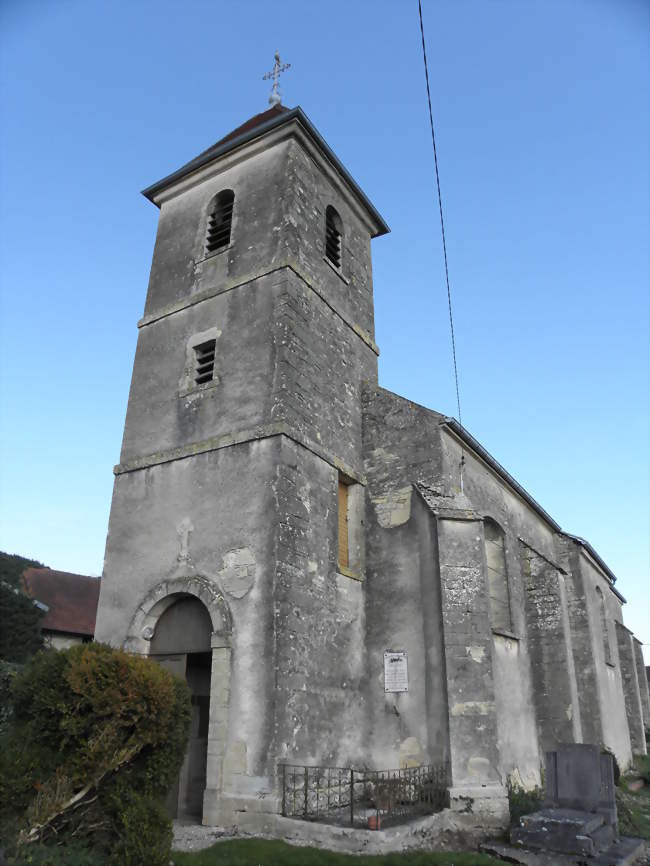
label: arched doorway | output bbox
[149,595,213,820]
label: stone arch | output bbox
[124,575,232,823]
[124,574,232,655]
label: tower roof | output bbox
[142,105,389,238]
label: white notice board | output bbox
[384,651,408,693]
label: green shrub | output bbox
[635,753,650,785]
[109,784,173,866]
[7,840,109,866]
[0,642,191,866]
[507,776,544,827]
[0,659,21,733]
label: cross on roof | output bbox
[263,51,291,106]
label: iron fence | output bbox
[280,762,450,829]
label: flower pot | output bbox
[368,814,381,831]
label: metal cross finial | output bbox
[263,51,291,106]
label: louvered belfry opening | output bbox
[194,340,216,386]
[206,190,235,254]
[325,205,342,269]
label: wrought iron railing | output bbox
[280,762,450,829]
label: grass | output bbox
[617,753,650,840]
[171,839,504,866]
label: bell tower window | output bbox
[205,189,234,255]
[325,205,342,269]
[194,340,216,386]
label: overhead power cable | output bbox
[418,0,463,435]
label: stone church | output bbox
[94,103,649,828]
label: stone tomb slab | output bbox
[511,808,610,857]
[549,743,603,812]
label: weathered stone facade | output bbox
[95,105,647,830]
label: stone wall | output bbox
[271,269,376,475]
[283,137,377,340]
[362,386,450,770]
[143,141,292,318]
[633,637,650,731]
[574,552,632,768]
[96,438,281,817]
[615,621,646,755]
[558,538,603,746]
[272,438,367,769]
[521,546,577,752]
[438,431,545,788]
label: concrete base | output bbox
[448,784,510,823]
[203,791,281,826]
[189,808,508,855]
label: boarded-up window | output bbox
[338,478,349,570]
[485,519,512,633]
[596,586,612,664]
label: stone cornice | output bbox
[137,261,380,357]
[114,422,366,485]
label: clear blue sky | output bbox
[1,1,648,655]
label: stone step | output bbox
[590,822,616,852]
[511,825,595,856]
[482,836,645,866]
[591,836,646,866]
[518,807,605,835]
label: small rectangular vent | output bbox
[326,225,341,269]
[194,340,216,386]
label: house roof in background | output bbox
[22,568,100,636]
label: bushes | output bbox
[0,642,191,866]
[506,776,544,827]
[7,840,109,866]
[0,659,20,733]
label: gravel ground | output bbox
[172,821,239,852]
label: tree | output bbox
[0,551,45,662]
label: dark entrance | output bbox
[149,595,212,820]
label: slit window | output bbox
[205,189,234,254]
[596,586,612,664]
[194,340,216,386]
[325,205,342,269]
[484,519,512,633]
[338,477,350,571]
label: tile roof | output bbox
[22,568,100,636]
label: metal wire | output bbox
[418,0,463,432]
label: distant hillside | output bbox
[0,551,45,590]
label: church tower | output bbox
[94,104,389,824]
